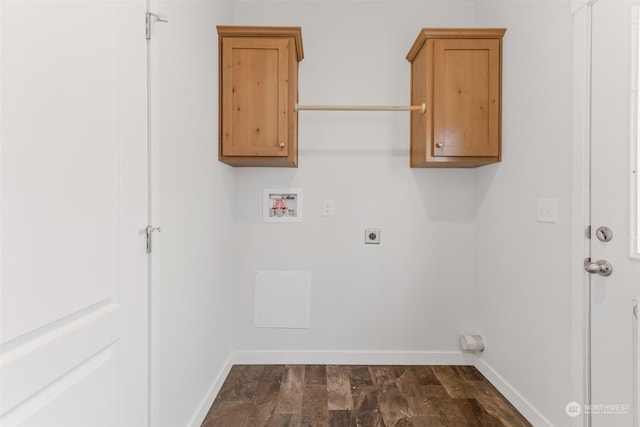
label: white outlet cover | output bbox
[365,228,381,244]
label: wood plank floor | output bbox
[201,365,531,427]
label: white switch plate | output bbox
[537,198,558,223]
[322,200,334,217]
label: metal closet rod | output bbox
[295,102,426,113]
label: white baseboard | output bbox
[230,350,475,366]
[187,353,234,427]
[474,356,553,427]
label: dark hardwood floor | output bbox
[201,365,531,426]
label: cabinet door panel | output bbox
[222,38,289,157]
[433,38,500,157]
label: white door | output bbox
[0,1,149,426]
[589,1,640,425]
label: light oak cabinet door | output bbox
[217,27,303,167]
[407,28,505,168]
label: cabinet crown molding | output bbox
[217,26,304,61]
[406,28,506,62]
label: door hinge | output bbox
[146,225,162,253]
[586,225,591,239]
[146,12,168,40]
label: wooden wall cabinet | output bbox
[407,28,506,168]
[217,26,304,167]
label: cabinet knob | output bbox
[435,142,444,148]
[279,142,286,149]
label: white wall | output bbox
[229,2,578,424]
[474,2,575,425]
[150,2,235,426]
[1,0,582,425]
[231,1,479,359]
[149,2,578,426]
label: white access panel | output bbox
[254,271,312,329]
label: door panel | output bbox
[1,1,148,426]
[19,350,116,427]
[433,38,500,157]
[221,38,289,157]
[590,1,640,425]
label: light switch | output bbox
[537,198,558,223]
[323,200,334,217]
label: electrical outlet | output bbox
[365,228,380,244]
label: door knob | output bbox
[584,259,613,277]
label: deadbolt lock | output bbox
[595,226,613,242]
